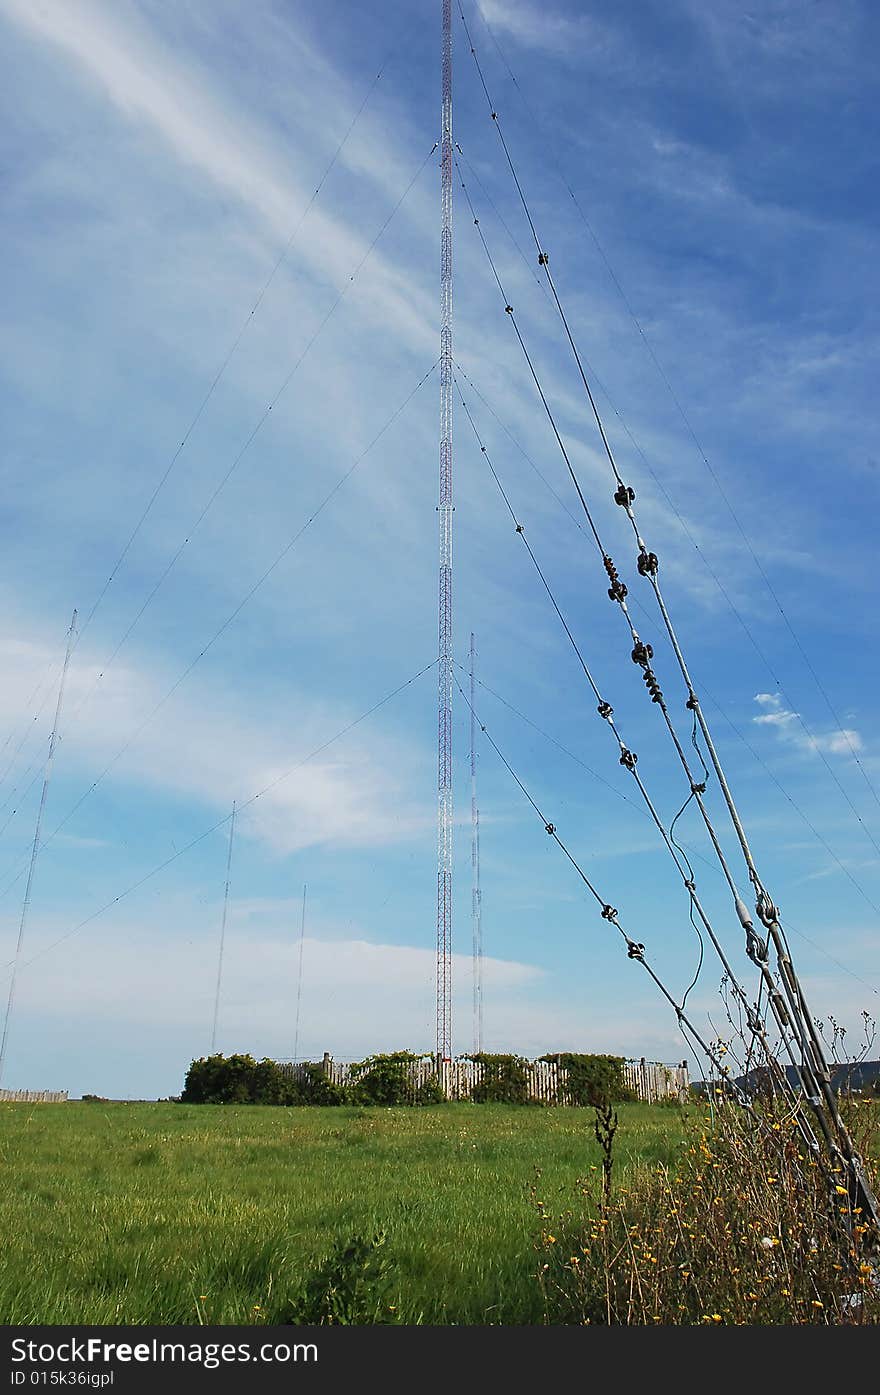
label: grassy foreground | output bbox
[0,1100,687,1325]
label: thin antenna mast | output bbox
[293,883,307,1063]
[435,0,454,1060]
[0,608,77,1086]
[210,800,236,1054]
[470,633,483,1053]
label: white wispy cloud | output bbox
[0,623,432,857]
[751,693,863,758]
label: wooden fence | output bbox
[0,1089,68,1103]
[280,1054,689,1105]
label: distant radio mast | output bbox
[469,633,483,1053]
[435,0,454,1060]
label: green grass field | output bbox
[0,1100,688,1325]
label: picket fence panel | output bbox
[279,1055,688,1104]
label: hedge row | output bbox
[180,1051,636,1107]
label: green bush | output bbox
[542,1053,636,1108]
[469,1053,531,1104]
[348,1052,438,1106]
[181,1054,300,1105]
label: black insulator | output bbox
[537,251,549,265]
[601,904,617,921]
[686,695,699,711]
[614,483,635,507]
[597,700,614,720]
[505,304,514,314]
[643,669,663,704]
[619,747,638,770]
[631,640,654,667]
[515,523,524,533]
[603,554,628,603]
[690,781,706,795]
[627,941,645,960]
[545,822,555,836]
[637,550,659,577]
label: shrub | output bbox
[542,1053,636,1108]
[348,1052,438,1106]
[469,1053,531,1104]
[181,1054,300,1105]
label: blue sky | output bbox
[1,0,878,1099]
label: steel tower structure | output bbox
[435,0,454,1060]
[469,633,483,1053]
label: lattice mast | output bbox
[470,633,483,1053]
[435,0,454,1060]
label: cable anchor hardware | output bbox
[690,781,706,795]
[614,483,635,507]
[755,893,780,930]
[745,926,768,965]
[637,549,659,577]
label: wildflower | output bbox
[759,1236,779,1249]
[835,1185,849,1196]
[811,1301,824,1309]
[199,1295,208,1302]
[766,1176,777,1185]
[546,1234,556,1244]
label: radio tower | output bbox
[435,0,454,1061]
[469,633,483,1053]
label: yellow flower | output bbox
[835,1186,848,1196]
[811,1301,824,1309]
[547,1234,556,1243]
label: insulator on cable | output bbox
[619,747,638,770]
[601,904,617,921]
[515,523,524,534]
[643,669,663,703]
[614,483,635,507]
[603,554,628,603]
[504,304,513,314]
[627,941,645,960]
[686,694,699,711]
[637,550,659,577]
[690,781,706,795]
[631,640,654,667]
[537,251,549,265]
[545,822,555,835]
[597,700,614,720]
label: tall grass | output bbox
[0,1100,680,1325]
[537,1096,880,1325]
